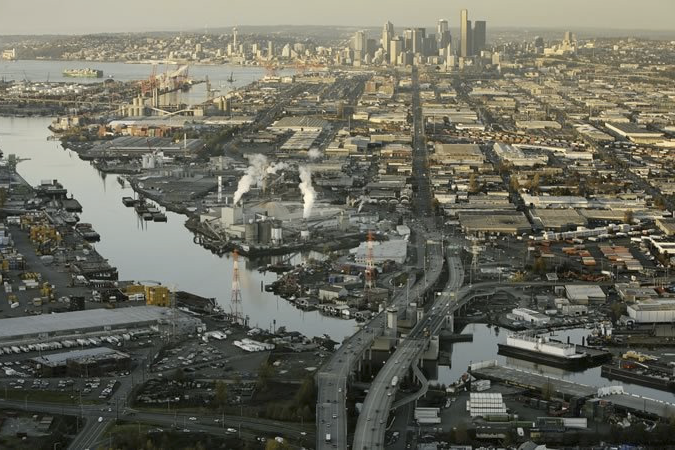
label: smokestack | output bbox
[218,175,222,203]
[184,133,187,150]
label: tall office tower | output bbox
[382,21,394,55]
[403,29,414,52]
[267,40,274,60]
[411,28,425,54]
[460,9,471,57]
[473,20,486,53]
[437,19,451,50]
[232,27,238,49]
[353,30,366,63]
[389,37,401,65]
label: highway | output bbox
[0,398,313,448]
[316,229,444,449]
[352,250,464,450]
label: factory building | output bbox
[509,308,550,326]
[354,239,407,265]
[565,285,607,305]
[627,299,675,323]
[0,306,203,346]
[30,347,131,377]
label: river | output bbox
[436,323,675,403]
[0,116,357,341]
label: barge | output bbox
[74,223,100,242]
[498,334,610,370]
[601,361,675,393]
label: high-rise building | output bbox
[403,29,414,52]
[267,40,274,60]
[382,21,394,55]
[460,9,471,57]
[232,27,238,49]
[411,28,425,55]
[473,20,486,53]
[353,30,366,64]
[437,19,451,50]
[389,37,401,65]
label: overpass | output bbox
[316,230,445,450]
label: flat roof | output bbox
[32,347,128,366]
[0,306,178,342]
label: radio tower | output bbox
[230,250,243,324]
[364,231,375,304]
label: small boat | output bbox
[152,213,167,222]
[142,212,153,221]
[122,197,138,207]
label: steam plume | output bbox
[298,166,316,219]
[233,154,267,205]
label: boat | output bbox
[134,201,149,214]
[498,334,592,370]
[63,213,79,226]
[63,68,103,78]
[122,197,138,207]
[74,223,100,242]
[152,213,167,222]
[227,72,236,83]
[142,213,153,221]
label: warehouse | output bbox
[627,299,675,323]
[530,208,587,231]
[0,306,203,346]
[565,285,607,305]
[468,393,508,418]
[605,122,664,144]
[459,211,531,235]
[269,116,328,132]
[433,143,485,165]
[30,347,131,377]
[510,308,550,326]
[354,239,407,265]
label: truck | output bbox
[391,376,399,388]
[325,433,331,442]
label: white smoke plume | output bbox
[298,166,316,219]
[233,154,268,205]
[266,162,289,174]
[307,148,322,160]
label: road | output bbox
[0,398,313,448]
[352,249,464,450]
[315,229,444,449]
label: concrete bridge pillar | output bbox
[446,311,454,333]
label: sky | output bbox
[1,0,674,35]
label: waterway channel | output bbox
[0,116,358,341]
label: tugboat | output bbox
[122,197,138,207]
[152,213,167,222]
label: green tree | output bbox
[623,209,634,224]
[265,439,291,450]
[468,173,479,194]
[257,361,275,391]
[215,380,229,411]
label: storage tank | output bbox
[244,221,258,243]
[271,222,283,244]
[258,221,272,244]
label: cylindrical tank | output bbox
[245,222,258,243]
[271,224,283,244]
[258,221,272,244]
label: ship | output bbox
[63,68,104,78]
[498,333,610,370]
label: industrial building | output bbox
[30,347,131,377]
[530,208,587,231]
[0,306,203,346]
[459,211,531,235]
[354,239,407,265]
[627,299,675,323]
[85,136,202,158]
[432,143,485,166]
[565,285,607,305]
[509,307,550,326]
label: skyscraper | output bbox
[460,9,471,57]
[232,27,238,49]
[403,29,414,53]
[412,28,425,55]
[353,30,366,63]
[473,20,486,54]
[382,21,394,56]
[389,37,401,65]
[437,19,451,50]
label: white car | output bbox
[189,417,197,421]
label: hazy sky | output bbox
[2,0,674,34]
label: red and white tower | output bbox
[230,250,243,324]
[364,231,375,303]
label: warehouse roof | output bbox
[0,306,179,342]
[32,347,128,367]
[270,116,328,130]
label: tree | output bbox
[623,209,634,224]
[257,360,275,391]
[265,440,291,450]
[509,177,520,192]
[532,257,547,275]
[541,381,554,400]
[530,173,541,194]
[655,196,667,210]
[215,380,228,411]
